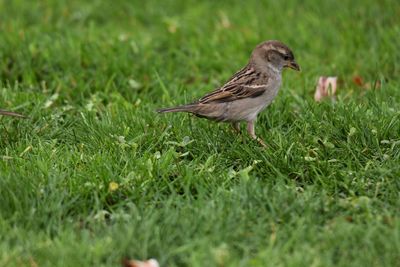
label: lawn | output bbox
[0,0,399,266]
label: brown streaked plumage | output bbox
[157,40,300,147]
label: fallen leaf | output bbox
[345,216,354,223]
[314,76,337,102]
[373,80,382,89]
[353,75,382,90]
[352,75,364,87]
[122,259,160,267]
[364,80,382,90]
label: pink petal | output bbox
[314,76,338,102]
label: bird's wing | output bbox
[198,65,269,104]
[199,83,267,103]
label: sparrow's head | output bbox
[251,40,300,72]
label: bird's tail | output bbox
[0,109,26,118]
[156,104,197,114]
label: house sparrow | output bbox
[0,109,26,118]
[157,40,300,147]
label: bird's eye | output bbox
[283,55,290,60]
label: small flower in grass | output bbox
[109,181,119,192]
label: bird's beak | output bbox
[286,60,300,71]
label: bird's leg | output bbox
[246,120,267,147]
[232,122,241,134]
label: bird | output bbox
[0,109,26,118]
[157,40,300,147]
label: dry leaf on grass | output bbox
[122,258,160,267]
[314,76,338,102]
[352,75,364,87]
[352,75,382,90]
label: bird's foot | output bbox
[255,137,267,148]
[246,120,267,148]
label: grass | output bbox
[0,0,399,266]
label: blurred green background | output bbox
[0,0,399,266]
